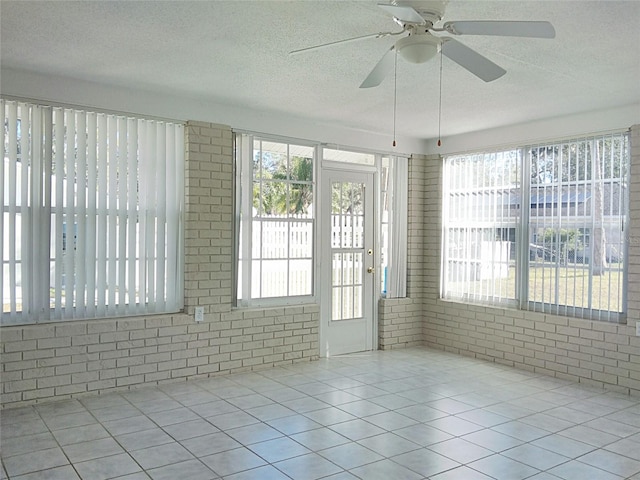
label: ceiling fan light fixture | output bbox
[396,34,440,64]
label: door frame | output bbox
[318,161,379,358]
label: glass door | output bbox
[321,169,375,356]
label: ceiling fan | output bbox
[290,1,555,88]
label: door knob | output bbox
[367,266,375,274]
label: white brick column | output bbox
[184,121,234,319]
[378,154,436,349]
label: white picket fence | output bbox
[249,215,313,297]
[248,214,365,299]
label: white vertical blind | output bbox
[442,133,628,322]
[443,151,520,305]
[527,134,628,320]
[2,100,184,323]
[385,156,408,298]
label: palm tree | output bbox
[254,154,313,216]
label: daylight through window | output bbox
[442,132,629,322]
[236,135,315,305]
[2,100,185,324]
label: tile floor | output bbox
[2,347,640,480]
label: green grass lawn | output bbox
[448,262,624,313]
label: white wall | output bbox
[5,68,639,158]
[428,103,640,155]
[0,68,427,156]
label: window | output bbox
[2,100,185,323]
[234,135,409,305]
[442,150,521,305]
[442,132,629,322]
[323,148,375,166]
[235,134,315,305]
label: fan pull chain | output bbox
[437,49,443,147]
[393,49,398,147]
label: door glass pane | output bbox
[351,183,364,214]
[353,214,364,249]
[342,216,351,248]
[343,252,353,285]
[330,180,366,322]
[342,286,353,320]
[354,253,363,286]
[332,253,342,286]
[331,182,342,214]
[332,287,342,320]
[353,285,362,318]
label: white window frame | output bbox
[233,136,409,307]
[441,132,630,323]
[320,147,408,298]
[234,133,317,307]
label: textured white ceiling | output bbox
[1,0,639,142]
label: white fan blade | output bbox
[441,38,506,82]
[290,32,383,56]
[360,46,395,88]
[378,4,425,24]
[444,21,555,38]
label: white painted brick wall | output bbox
[378,154,432,349]
[1,122,319,408]
[423,125,640,396]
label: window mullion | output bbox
[519,147,530,310]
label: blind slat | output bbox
[76,113,87,316]
[117,117,128,310]
[108,115,118,312]
[86,113,98,317]
[127,119,138,313]
[40,107,53,319]
[65,111,76,315]
[54,108,65,319]
[96,113,109,317]
[156,123,167,312]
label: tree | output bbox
[331,181,363,214]
[542,228,583,263]
[253,151,313,216]
[528,136,629,276]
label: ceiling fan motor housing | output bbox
[395,0,448,24]
[396,33,441,64]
